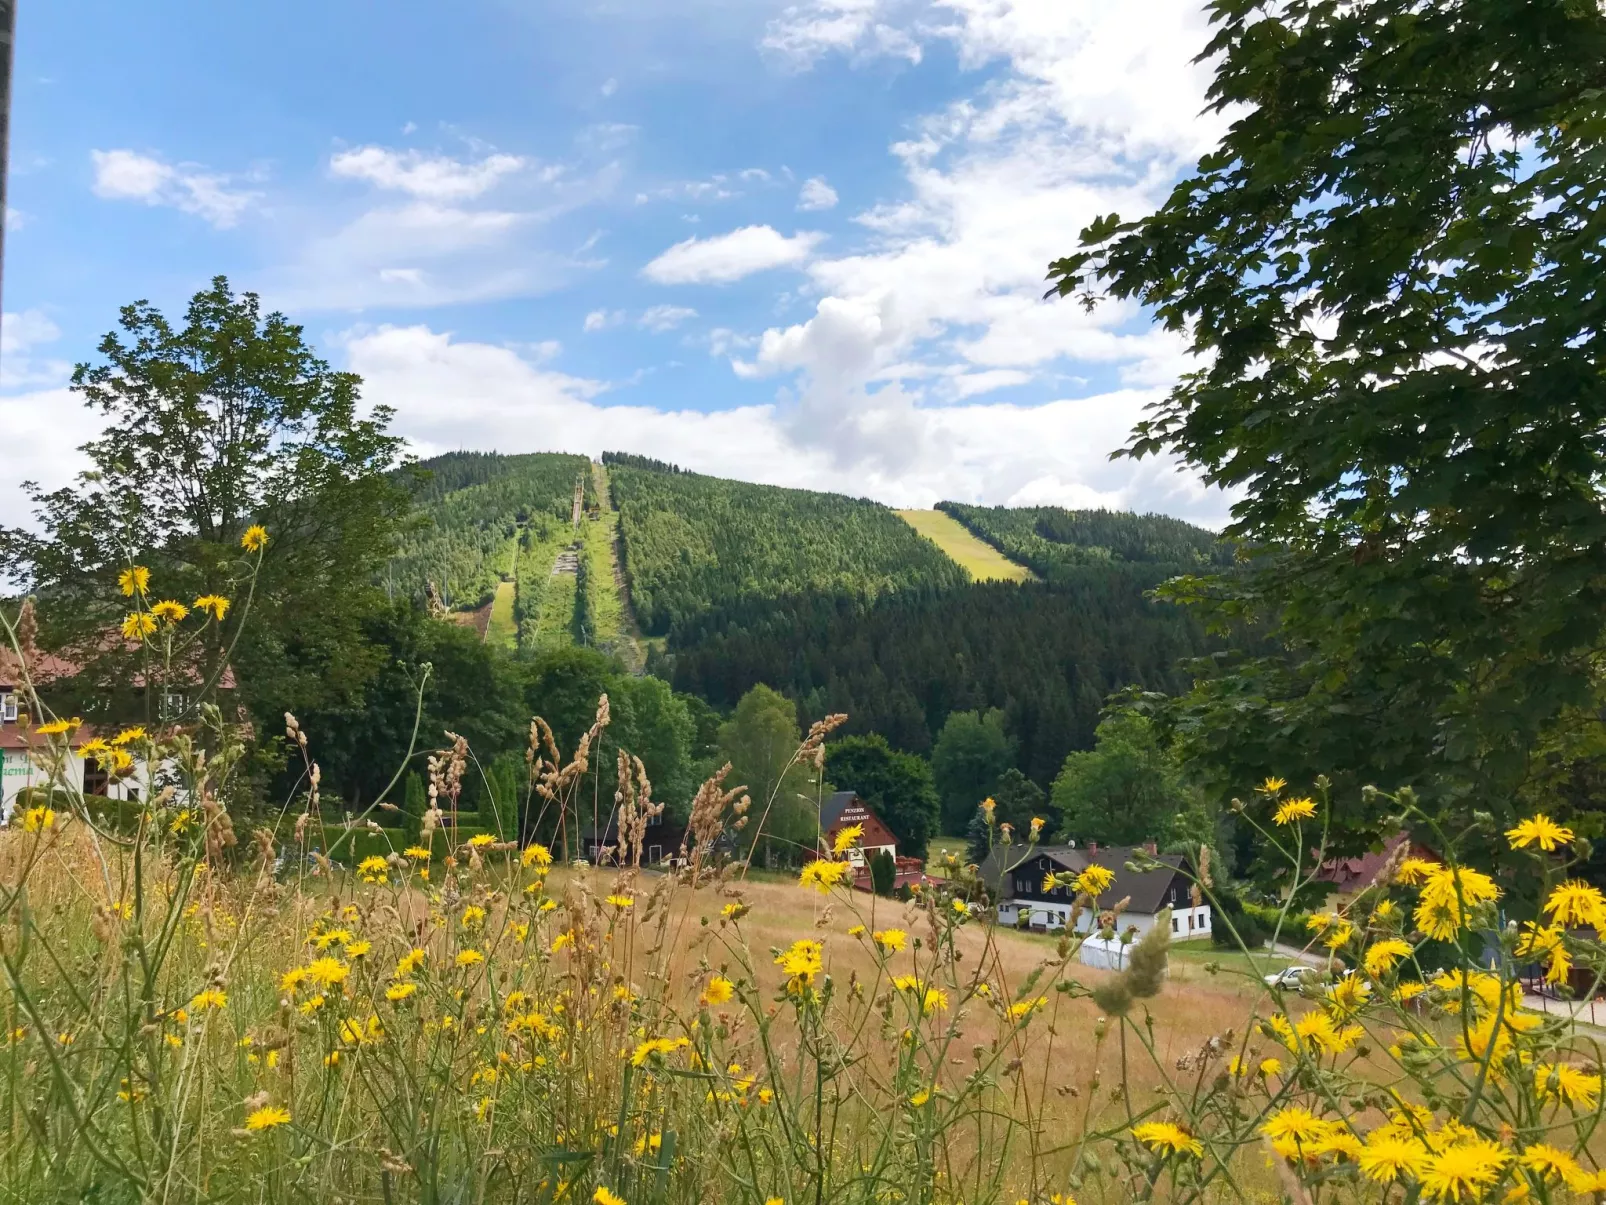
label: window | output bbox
[1188,914,1194,930]
[160,691,186,721]
[1172,916,1180,933]
[647,844,662,864]
[0,692,15,723]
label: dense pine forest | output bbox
[607,463,967,637]
[939,502,1231,582]
[658,566,1208,785]
[386,451,591,609]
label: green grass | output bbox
[895,510,1032,583]
[925,835,969,875]
[533,566,578,648]
[487,580,517,646]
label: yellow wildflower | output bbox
[1506,814,1573,852]
[121,612,157,640]
[594,1189,626,1205]
[1363,939,1413,978]
[1073,864,1116,897]
[1131,1121,1202,1158]
[455,949,484,968]
[118,565,150,597]
[357,856,388,884]
[110,726,146,746]
[1257,776,1287,794]
[1273,796,1316,825]
[245,1105,291,1132]
[798,859,852,894]
[241,525,269,551]
[832,823,863,853]
[150,599,189,624]
[395,947,425,977]
[193,594,230,621]
[521,843,553,867]
[189,988,227,1011]
[1418,1139,1510,1203]
[386,982,418,1002]
[21,806,55,833]
[701,975,735,1006]
[1544,880,1606,930]
[872,928,907,953]
[604,894,634,908]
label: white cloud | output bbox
[709,0,1228,488]
[1,310,71,390]
[349,324,1229,525]
[639,305,698,332]
[642,225,824,285]
[798,176,839,210]
[90,149,256,228]
[764,0,925,66]
[0,388,96,541]
[584,309,626,332]
[329,146,531,201]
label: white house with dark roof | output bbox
[978,841,1212,940]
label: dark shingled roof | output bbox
[977,844,1188,916]
[819,791,859,829]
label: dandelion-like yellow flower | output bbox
[395,947,425,977]
[344,940,371,958]
[1257,776,1287,794]
[1544,880,1606,930]
[1356,1132,1431,1184]
[118,565,150,597]
[1519,1143,1581,1184]
[403,846,431,861]
[1073,864,1116,897]
[461,905,486,928]
[241,525,269,552]
[701,975,734,1006]
[110,726,146,746]
[455,949,484,968]
[34,717,77,735]
[1273,796,1316,826]
[189,988,227,1011]
[604,894,634,909]
[550,932,574,953]
[832,823,863,853]
[594,1188,626,1205]
[386,981,418,1002]
[629,1036,689,1066]
[150,599,189,624]
[357,855,389,884]
[1506,813,1573,852]
[121,612,158,640]
[467,833,494,848]
[1261,1106,1331,1145]
[1007,997,1047,1021]
[774,939,823,983]
[1418,1139,1510,1202]
[1362,939,1413,978]
[1535,1062,1602,1110]
[21,806,55,833]
[521,843,553,867]
[798,859,852,894]
[1131,1121,1203,1159]
[245,1105,291,1132]
[193,594,231,621]
[872,928,907,953]
[304,957,350,988]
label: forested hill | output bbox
[939,502,1231,582]
[385,449,1223,791]
[605,462,967,638]
[386,451,590,609]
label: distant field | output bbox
[487,580,517,646]
[895,510,1031,583]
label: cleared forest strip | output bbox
[588,463,646,672]
[894,509,1033,583]
[486,581,517,646]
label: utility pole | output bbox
[0,0,15,349]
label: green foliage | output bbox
[572,539,595,646]
[401,772,427,842]
[387,451,590,610]
[611,675,697,822]
[939,503,1228,583]
[824,734,940,855]
[1048,0,1606,861]
[610,466,966,638]
[868,847,896,896]
[930,709,1015,835]
[600,450,685,474]
[988,768,1046,837]
[481,752,523,841]
[0,276,409,728]
[1051,710,1196,847]
[717,684,820,866]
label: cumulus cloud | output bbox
[1,310,71,391]
[798,176,839,210]
[90,149,257,228]
[584,309,626,332]
[707,0,1227,492]
[642,225,824,285]
[329,146,532,200]
[348,324,1229,525]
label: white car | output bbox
[1263,965,1319,989]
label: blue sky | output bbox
[3,0,1234,526]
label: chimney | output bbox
[1143,841,1157,856]
[1086,840,1097,854]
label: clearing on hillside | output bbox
[894,510,1032,583]
[487,580,517,646]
